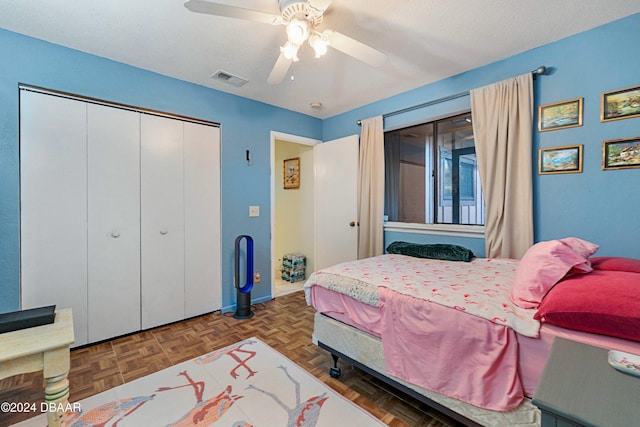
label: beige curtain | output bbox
[358,116,385,259]
[470,74,534,259]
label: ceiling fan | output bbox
[184,0,387,84]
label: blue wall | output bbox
[0,28,322,313]
[2,14,639,314]
[323,13,640,259]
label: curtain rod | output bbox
[356,65,547,125]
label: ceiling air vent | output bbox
[210,70,248,87]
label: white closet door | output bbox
[140,114,185,329]
[20,91,89,346]
[87,104,141,342]
[184,123,221,317]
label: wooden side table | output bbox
[533,337,640,427]
[0,309,74,427]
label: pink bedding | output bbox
[305,254,535,411]
[309,285,538,400]
[306,254,539,336]
[308,285,640,399]
[379,286,523,410]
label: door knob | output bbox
[160,229,168,235]
[349,221,356,227]
[110,231,120,238]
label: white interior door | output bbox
[314,135,359,271]
[20,91,89,346]
[87,104,141,342]
[184,123,221,317]
[141,114,185,329]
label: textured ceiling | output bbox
[1,1,639,118]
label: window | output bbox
[384,112,485,225]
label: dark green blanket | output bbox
[386,241,475,262]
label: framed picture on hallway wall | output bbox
[539,144,583,174]
[601,85,640,122]
[283,157,300,189]
[538,98,583,132]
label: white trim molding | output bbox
[384,222,485,239]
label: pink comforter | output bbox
[379,286,524,410]
[304,254,537,411]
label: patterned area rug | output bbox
[14,338,384,426]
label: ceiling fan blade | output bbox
[325,30,387,67]
[184,0,282,25]
[267,52,292,85]
[308,0,332,13]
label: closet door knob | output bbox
[111,231,120,238]
[160,229,168,235]
[349,221,356,227]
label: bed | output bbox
[303,238,640,427]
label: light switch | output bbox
[249,205,260,217]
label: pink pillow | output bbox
[559,237,599,258]
[590,256,640,273]
[510,240,590,309]
[534,270,640,342]
[559,237,599,273]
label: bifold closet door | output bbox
[140,114,185,329]
[87,104,141,342]
[184,123,221,317]
[20,91,89,346]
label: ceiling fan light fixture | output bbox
[286,19,309,45]
[309,33,328,58]
[281,41,300,62]
[184,0,388,85]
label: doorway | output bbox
[270,132,319,297]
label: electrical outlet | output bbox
[254,272,261,283]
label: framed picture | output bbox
[601,85,640,122]
[283,157,300,189]
[538,144,583,174]
[602,137,640,170]
[538,98,583,132]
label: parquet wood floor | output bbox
[0,291,457,426]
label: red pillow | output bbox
[534,270,640,342]
[590,256,640,274]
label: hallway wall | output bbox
[274,140,315,280]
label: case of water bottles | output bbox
[281,253,306,283]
